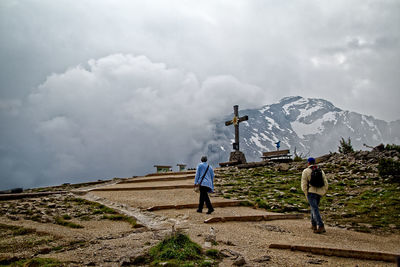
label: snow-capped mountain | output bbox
[206,96,400,165]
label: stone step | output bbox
[204,213,304,223]
[269,243,400,263]
[147,200,246,211]
[118,175,193,184]
[145,170,196,177]
[90,184,194,192]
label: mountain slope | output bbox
[206,96,400,165]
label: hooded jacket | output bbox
[194,162,214,192]
[301,165,329,196]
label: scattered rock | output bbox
[6,215,19,221]
[307,258,328,264]
[220,248,241,258]
[257,224,289,233]
[204,227,216,243]
[219,240,236,246]
[253,255,271,262]
[277,163,290,171]
[233,256,246,266]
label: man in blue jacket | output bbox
[194,156,214,214]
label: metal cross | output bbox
[225,105,248,151]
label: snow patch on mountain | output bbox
[291,111,337,138]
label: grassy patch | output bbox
[102,214,139,228]
[0,225,54,254]
[92,205,117,215]
[66,197,117,215]
[148,233,206,266]
[0,223,36,237]
[54,217,83,229]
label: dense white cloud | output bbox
[1,54,266,189]
[0,0,399,189]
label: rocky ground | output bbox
[0,193,154,266]
[0,145,399,266]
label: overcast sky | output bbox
[1,0,399,190]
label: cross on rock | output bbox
[225,105,248,151]
[219,105,249,166]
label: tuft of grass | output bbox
[149,233,204,266]
[205,249,222,259]
[66,197,117,215]
[54,217,83,229]
[92,205,117,215]
[0,223,36,237]
[102,214,139,228]
[61,214,71,220]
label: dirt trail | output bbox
[89,172,400,266]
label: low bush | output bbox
[385,144,400,153]
[338,137,354,154]
[378,158,400,182]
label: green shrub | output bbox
[338,137,354,154]
[293,155,304,162]
[378,158,400,181]
[385,144,400,153]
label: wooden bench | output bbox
[261,149,291,161]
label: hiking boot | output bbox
[315,226,326,234]
[196,209,202,213]
[206,208,214,214]
[311,225,317,231]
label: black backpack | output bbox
[309,166,324,187]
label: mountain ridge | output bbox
[205,96,400,165]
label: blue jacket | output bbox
[194,162,214,192]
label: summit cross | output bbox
[225,105,248,151]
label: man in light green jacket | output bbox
[301,157,329,234]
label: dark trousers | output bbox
[198,186,213,211]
